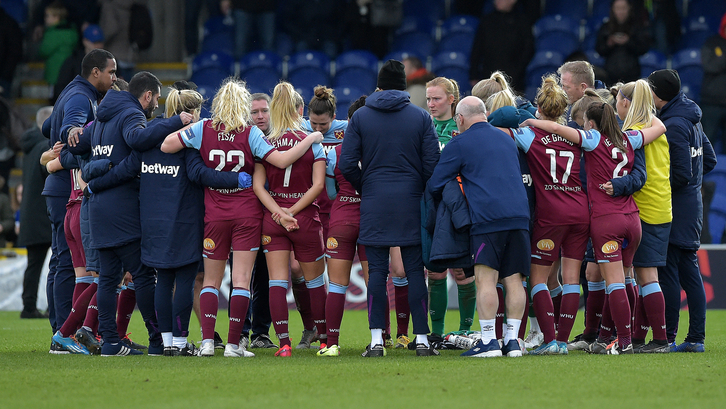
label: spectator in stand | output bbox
[469,0,535,93]
[404,57,434,110]
[595,0,651,84]
[0,6,23,98]
[39,1,79,86]
[53,25,105,104]
[99,0,135,80]
[232,0,276,58]
[701,13,726,153]
[284,0,342,58]
[185,0,221,57]
[649,0,681,56]
[343,0,393,59]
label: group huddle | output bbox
[43,49,711,359]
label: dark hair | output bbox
[309,85,336,118]
[403,56,423,70]
[81,49,115,78]
[585,101,627,152]
[128,71,162,99]
[348,95,367,119]
[171,80,197,91]
[112,78,129,91]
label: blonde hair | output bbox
[620,79,656,131]
[536,75,568,125]
[165,88,204,118]
[269,81,305,141]
[486,89,516,113]
[571,89,606,125]
[557,61,595,89]
[472,71,510,102]
[426,76,460,117]
[210,77,251,133]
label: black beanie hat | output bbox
[648,69,681,102]
[377,59,407,91]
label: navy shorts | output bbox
[471,229,531,278]
[632,221,671,267]
[584,239,595,263]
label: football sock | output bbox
[632,293,649,341]
[306,275,327,341]
[457,281,476,331]
[480,319,496,344]
[519,281,528,339]
[392,277,409,336]
[291,276,314,331]
[642,282,667,341]
[269,280,291,347]
[504,318,521,344]
[326,282,348,346]
[227,288,250,345]
[530,316,540,333]
[72,276,94,304]
[199,287,219,342]
[416,334,429,346]
[116,287,136,337]
[585,281,606,336]
[556,284,580,342]
[428,276,447,336]
[550,285,563,328]
[607,284,631,348]
[83,292,99,335]
[59,282,97,337]
[371,328,383,346]
[495,283,505,339]
[173,336,187,349]
[532,283,556,343]
[625,277,637,317]
[162,332,173,348]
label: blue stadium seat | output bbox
[203,16,234,38]
[196,84,216,118]
[591,0,611,21]
[288,51,331,74]
[391,32,436,59]
[440,15,479,37]
[190,67,231,89]
[334,86,366,119]
[437,32,475,55]
[688,0,726,21]
[239,51,283,74]
[672,48,702,69]
[639,50,668,78]
[709,194,726,243]
[544,0,588,21]
[395,15,437,37]
[275,32,294,58]
[241,67,281,95]
[678,30,713,51]
[334,68,377,93]
[192,51,235,74]
[383,51,421,63]
[677,15,717,50]
[288,67,330,92]
[403,0,445,22]
[295,86,314,115]
[434,67,470,94]
[533,14,581,39]
[526,51,564,88]
[585,49,605,67]
[536,31,580,57]
[431,51,469,72]
[672,48,704,102]
[335,50,379,73]
[201,31,235,56]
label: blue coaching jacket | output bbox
[75,89,185,249]
[339,90,440,247]
[43,75,101,197]
[87,144,239,268]
[659,92,717,249]
[421,180,473,271]
[427,121,530,235]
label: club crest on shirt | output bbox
[334,129,345,140]
[261,235,272,245]
[203,238,215,251]
[602,241,619,254]
[327,237,338,249]
[537,239,555,251]
[451,130,460,137]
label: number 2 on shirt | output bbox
[611,148,628,178]
[209,149,245,171]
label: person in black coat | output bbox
[0,6,23,98]
[18,107,54,319]
[595,0,651,84]
[339,60,440,357]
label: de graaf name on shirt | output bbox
[541,134,574,146]
[92,144,114,157]
[141,161,180,177]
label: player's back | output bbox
[584,131,638,218]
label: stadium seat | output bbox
[639,50,668,78]
[672,48,704,102]
[395,15,437,37]
[196,84,216,118]
[203,16,234,38]
[239,51,283,74]
[437,32,475,55]
[526,51,564,89]
[334,86,366,119]
[192,51,235,74]
[190,67,231,89]
[288,67,330,93]
[677,15,718,50]
[440,15,479,37]
[201,31,235,56]
[533,14,581,39]
[403,0,445,22]
[536,32,580,57]
[585,49,605,68]
[688,0,726,21]
[543,0,588,21]
[709,194,726,244]
[335,50,379,73]
[391,32,436,59]
[240,67,281,95]
[334,68,377,93]
[431,51,469,72]
[383,51,421,63]
[591,0,611,22]
[275,32,294,58]
[434,67,470,94]
[288,51,331,75]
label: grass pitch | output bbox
[1,309,725,408]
